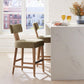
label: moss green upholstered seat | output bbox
[38,35,51,43]
[33,23,51,43]
[10,24,44,48]
[15,39,44,48]
[9,24,44,77]
[33,23,51,61]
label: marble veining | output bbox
[51,26,84,80]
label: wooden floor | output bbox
[0,53,84,84]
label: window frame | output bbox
[1,0,49,35]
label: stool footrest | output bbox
[39,56,51,60]
[35,59,43,64]
[23,62,43,65]
[23,62,33,65]
[14,65,33,69]
[40,56,50,58]
[39,58,51,60]
[16,58,22,62]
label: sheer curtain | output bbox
[0,0,3,33]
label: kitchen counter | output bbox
[47,23,84,80]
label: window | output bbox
[3,0,44,30]
[26,0,44,29]
[3,0,22,29]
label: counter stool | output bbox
[33,23,51,62]
[10,24,44,77]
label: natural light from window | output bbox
[3,0,22,29]
[3,0,44,30]
[26,0,44,29]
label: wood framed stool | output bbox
[33,23,51,62]
[10,24,44,77]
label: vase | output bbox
[77,16,84,24]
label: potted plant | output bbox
[70,1,84,24]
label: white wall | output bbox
[49,0,83,23]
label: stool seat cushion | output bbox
[15,39,44,48]
[38,35,51,43]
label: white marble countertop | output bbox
[51,25,84,80]
[46,23,84,28]
[46,22,84,80]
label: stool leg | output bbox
[12,48,18,75]
[37,47,40,67]
[21,48,24,70]
[41,46,44,72]
[33,48,36,77]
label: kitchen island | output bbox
[46,24,84,80]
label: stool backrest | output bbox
[33,23,39,38]
[10,24,23,40]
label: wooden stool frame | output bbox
[12,33,44,77]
